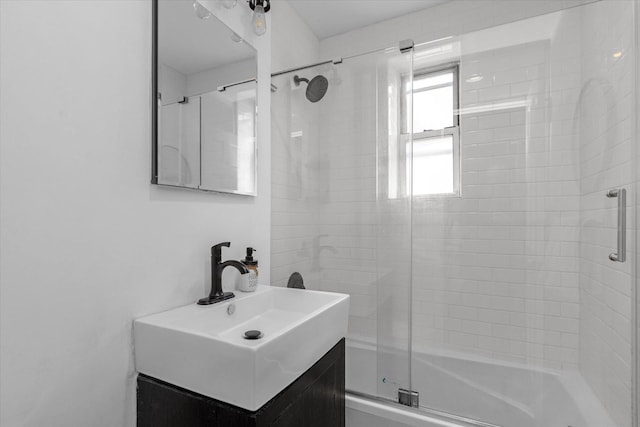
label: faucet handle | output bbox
[211,242,231,258]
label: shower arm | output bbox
[293,75,309,86]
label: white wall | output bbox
[271,0,320,72]
[0,1,271,426]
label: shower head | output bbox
[293,74,328,103]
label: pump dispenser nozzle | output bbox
[245,247,256,263]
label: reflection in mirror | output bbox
[153,0,258,196]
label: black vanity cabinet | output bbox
[137,339,345,427]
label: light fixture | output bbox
[193,0,212,19]
[221,0,238,9]
[249,0,270,36]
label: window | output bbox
[402,65,460,196]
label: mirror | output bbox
[152,0,258,196]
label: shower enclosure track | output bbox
[271,38,438,83]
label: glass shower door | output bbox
[271,45,415,403]
[409,2,637,427]
[374,45,414,402]
[576,3,637,426]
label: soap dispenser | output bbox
[239,247,258,292]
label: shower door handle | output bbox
[606,188,626,262]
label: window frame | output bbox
[402,63,461,198]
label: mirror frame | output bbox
[151,0,158,184]
[150,0,258,196]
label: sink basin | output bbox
[134,285,349,411]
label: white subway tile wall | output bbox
[410,15,584,369]
[271,80,324,289]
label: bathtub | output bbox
[345,340,617,427]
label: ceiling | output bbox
[287,0,450,40]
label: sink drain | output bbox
[243,330,262,340]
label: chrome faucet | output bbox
[197,242,249,305]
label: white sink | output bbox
[134,285,349,411]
